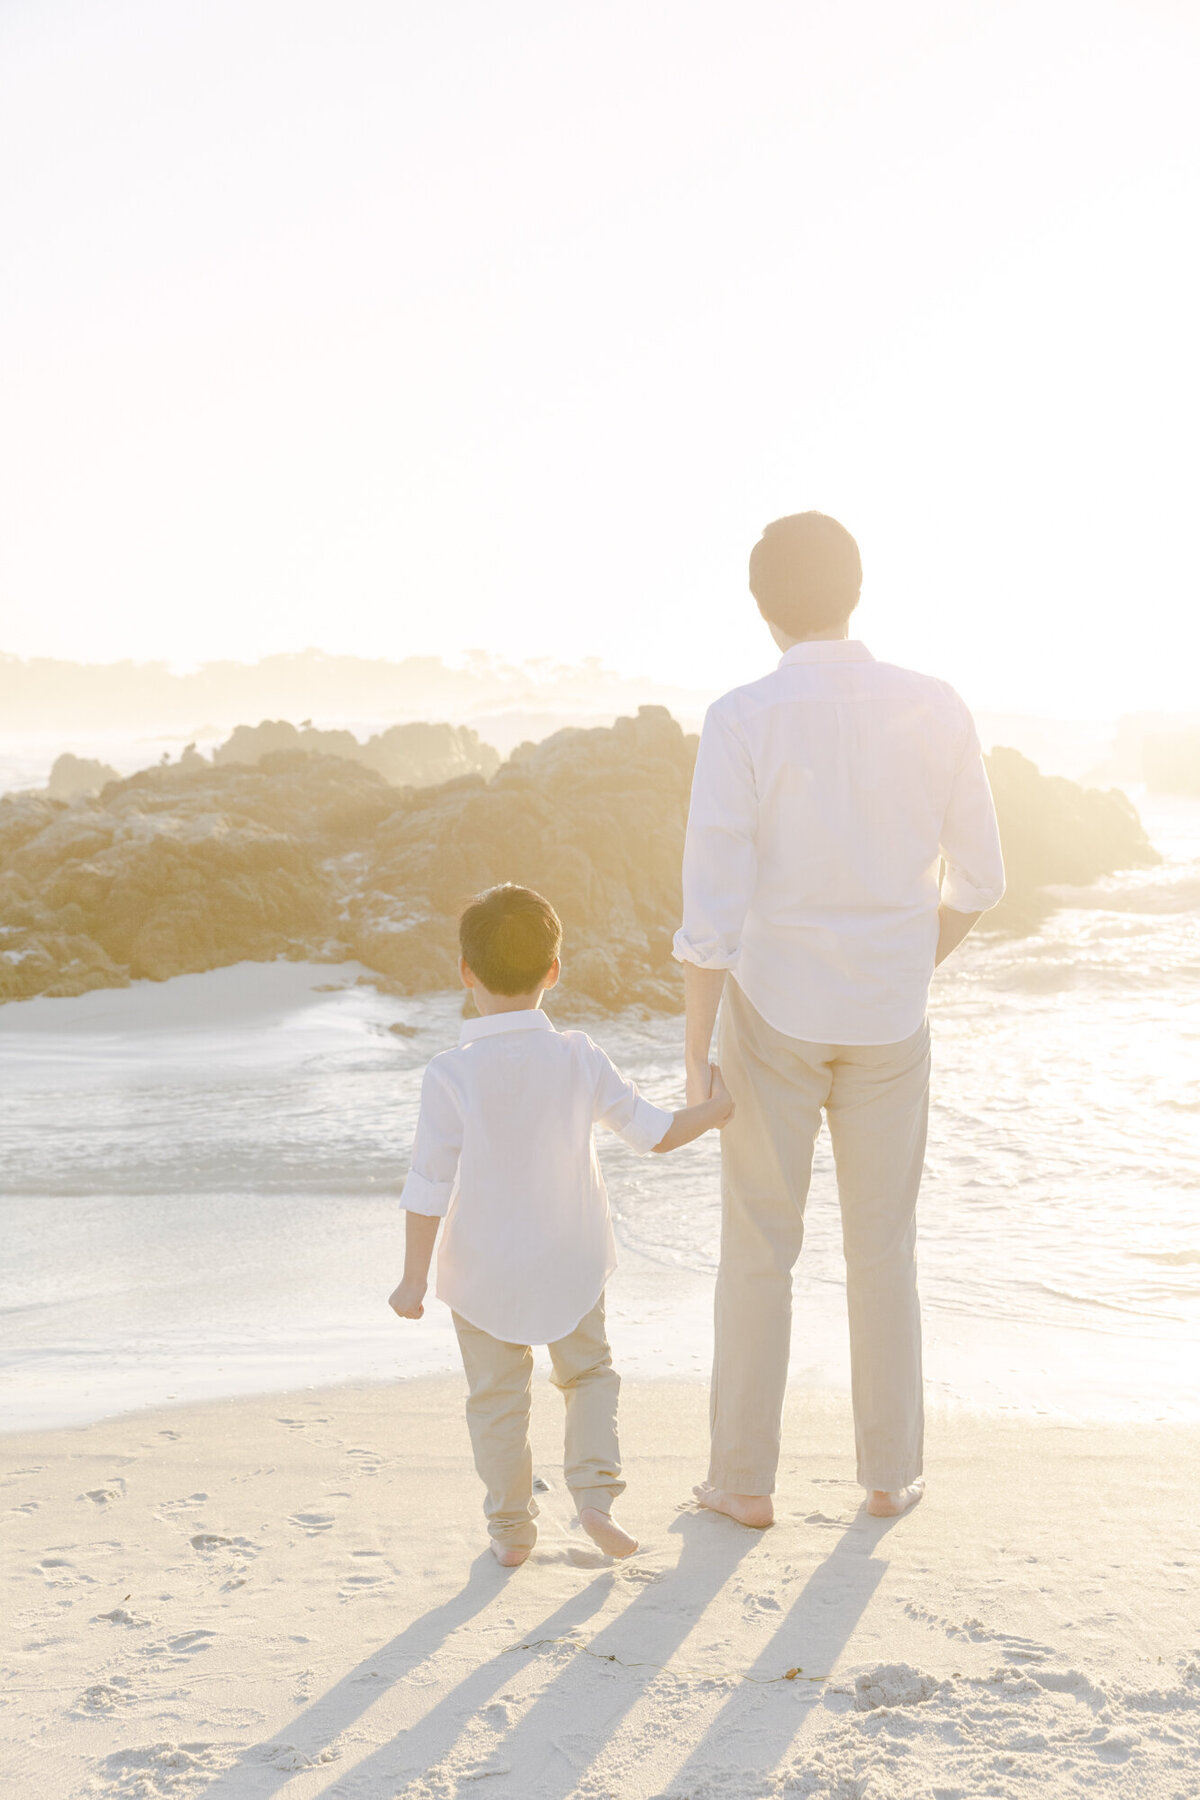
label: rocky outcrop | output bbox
[47,753,120,802]
[212,719,500,788]
[984,747,1159,928]
[0,712,1160,1007]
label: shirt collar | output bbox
[458,1008,557,1046]
[778,639,875,667]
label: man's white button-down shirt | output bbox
[674,640,1006,1045]
[400,1009,674,1345]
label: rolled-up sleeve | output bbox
[400,1062,462,1216]
[673,704,758,969]
[940,710,1006,912]
[590,1044,674,1155]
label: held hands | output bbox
[707,1063,734,1127]
[388,1277,427,1320]
[686,1058,734,1125]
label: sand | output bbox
[3,1380,1198,1800]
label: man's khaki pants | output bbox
[452,1295,624,1550]
[711,978,931,1496]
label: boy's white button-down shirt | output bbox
[401,1009,674,1345]
[674,641,1006,1045]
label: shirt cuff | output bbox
[623,1096,676,1155]
[941,867,1006,912]
[400,1170,454,1217]
[671,928,739,970]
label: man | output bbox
[674,512,1005,1525]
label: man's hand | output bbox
[685,1057,714,1107]
[388,1277,427,1320]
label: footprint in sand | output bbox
[166,1630,217,1655]
[288,1511,336,1535]
[338,1573,388,1599]
[189,1533,258,1558]
[92,1607,152,1629]
[344,1449,384,1476]
[80,1480,126,1506]
[39,1556,93,1588]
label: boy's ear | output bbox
[543,957,561,991]
[459,956,477,989]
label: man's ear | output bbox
[543,957,561,991]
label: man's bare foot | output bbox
[490,1540,531,1567]
[692,1484,774,1528]
[866,1479,925,1518]
[579,1506,639,1558]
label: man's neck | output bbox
[769,623,851,653]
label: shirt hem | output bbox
[439,1262,616,1348]
[729,970,930,1048]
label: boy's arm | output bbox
[652,1064,734,1152]
[390,1062,460,1323]
[389,1212,440,1319]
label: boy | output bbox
[389,883,733,1566]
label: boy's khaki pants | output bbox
[452,1296,624,1550]
[711,978,930,1497]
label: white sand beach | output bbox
[3,1381,1198,1800]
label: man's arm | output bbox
[938,706,1006,937]
[674,706,757,1105]
[684,964,727,1104]
[935,905,982,966]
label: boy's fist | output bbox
[389,1278,426,1319]
[708,1063,735,1125]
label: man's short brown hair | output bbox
[748,512,862,638]
[459,884,562,995]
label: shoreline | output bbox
[4,1377,1198,1799]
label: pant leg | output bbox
[709,979,832,1495]
[547,1293,625,1515]
[452,1312,538,1549]
[825,1021,931,1492]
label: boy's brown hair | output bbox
[459,884,562,995]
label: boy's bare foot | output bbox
[579,1507,639,1558]
[866,1480,925,1518]
[692,1484,774,1529]
[490,1540,531,1567]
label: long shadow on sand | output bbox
[654,1507,903,1797]
[306,1510,759,1798]
[194,1550,613,1799]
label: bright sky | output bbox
[2,0,1198,716]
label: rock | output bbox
[0,710,1161,1009]
[47,754,120,802]
[984,746,1159,929]
[212,718,499,788]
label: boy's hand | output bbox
[708,1064,734,1126]
[388,1277,427,1320]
